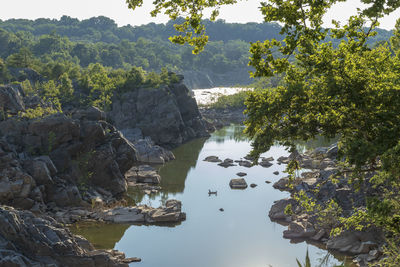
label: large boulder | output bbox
[326,230,382,255]
[0,84,25,115]
[269,198,297,222]
[229,178,248,189]
[0,206,132,266]
[109,81,209,149]
[283,220,316,239]
[133,138,174,164]
[125,165,161,184]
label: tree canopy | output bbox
[126,0,400,264]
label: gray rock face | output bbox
[0,84,25,115]
[269,198,297,222]
[109,82,209,149]
[72,106,106,121]
[273,177,291,191]
[126,165,161,184]
[326,230,382,255]
[0,206,131,267]
[326,143,339,159]
[134,138,175,164]
[0,111,138,209]
[229,178,248,189]
[283,220,316,239]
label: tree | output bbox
[6,47,34,68]
[59,73,74,103]
[0,58,10,83]
[39,80,61,111]
[128,0,400,263]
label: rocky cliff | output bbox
[0,77,203,265]
[0,103,137,211]
[109,80,209,159]
[0,206,136,266]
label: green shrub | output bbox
[209,90,250,109]
[18,106,59,119]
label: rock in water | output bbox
[237,160,252,168]
[218,158,236,168]
[229,178,248,189]
[204,156,222,162]
[259,161,273,168]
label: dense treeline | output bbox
[0,16,393,76]
[0,27,250,75]
[0,16,284,44]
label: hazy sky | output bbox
[1,0,399,30]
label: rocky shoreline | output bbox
[0,206,140,266]
[268,145,384,267]
[1,81,386,267]
[199,107,246,131]
[0,81,204,266]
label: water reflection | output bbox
[126,137,207,206]
[158,138,207,194]
[296,135,338,152]
[211,124,248,143]
[70,222,130,249]
[72,125,345,267]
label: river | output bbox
[71,125,344,267]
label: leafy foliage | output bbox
[132,0,400,264]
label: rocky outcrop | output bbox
[0,206,136,267]
[0,108,137,211]
[133,137,175,164]
[100,199,186,224]
[109,81,209,150]
[269,144,386,265]
[0,84,25,115]
[125,165,161,184]
[269,198,298,222]
[8,67,46,84]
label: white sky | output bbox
[0,0,399,30]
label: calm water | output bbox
[72,125,344,267]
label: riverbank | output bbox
[70,125,345,267]
[0,80,207,265]
[269,145,385,267]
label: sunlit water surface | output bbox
[72,125,344,267]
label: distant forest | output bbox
[0,16,393,74]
